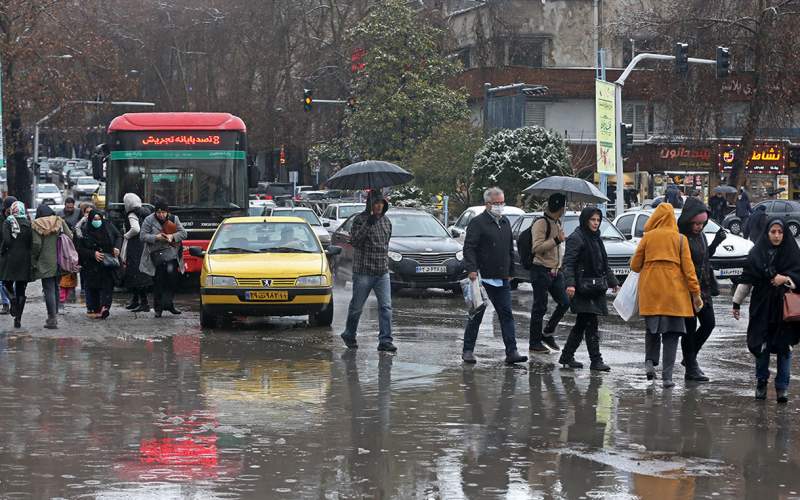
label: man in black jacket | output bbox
[677,197,726,382]
[461,187,527,365]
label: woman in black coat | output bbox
[561,207,619,371]
[121,193,153,312]
[77,210,122,319]
[0,201,33,328]
[733,218,800,403]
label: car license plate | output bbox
[612,267,630,276]
[246,290,289,301]
[415,265,447,274]
[719,268,743,277]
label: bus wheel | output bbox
[200,307,218,329]
[310,299,334,327]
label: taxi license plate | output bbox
[719,268,743,277]
[416,265,447,274]
[612,267,630,276]
[246,290,289,301]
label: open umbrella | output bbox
[326,160,414,189]
[523,176,609,203]
[714,185,738,194]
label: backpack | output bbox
[57,232,81,273]
[517,216,551,270]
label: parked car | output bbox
[92,183,106,209]
[265,207,331,248]
[448,205,526,243]
[72,176,101,199]
[36,183,64,206]
[64,168,89,188]
[320,203,365,232]
[296,190,327,202]
[722,199,800,237]
[189,216,340,328]
[252,182,294,203]
[331,208,466,292]
[509,212,637,288]
[248,199,276,216]
[614,208,754,280]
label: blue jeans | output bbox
[342,272,393,344]
[756,350,791,390]
[463,280,518,355]
[0,283,9,305]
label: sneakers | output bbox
[462,351,477,364]
[340,333,358,349]
[505,351,528,365]
[777,389,788,404]
[756,380,767,400]
[542,336,561,352]
[377,342,397,352]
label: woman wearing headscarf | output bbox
[0,201,33,328]
[121,193,153,312]
[140,198,187,317]
[631,203,702,388]
[560,207,620,371]
[77,210,122,318]
[31,205,72,329]
[733,219,800,403]
[0,196,13,315]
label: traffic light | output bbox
[620,123,634,157]
[716,46,730,78]
[303,88,313,112]
[674,42,689,75]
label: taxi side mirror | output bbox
[188,246,206,258]
[326,245,342,257]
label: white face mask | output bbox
[489,204,505,217]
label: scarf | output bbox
[6,201,26,239]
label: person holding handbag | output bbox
[77,210,122,319]
[631,203,702,388]
[560,207,619,371]
[31,205,72,329]
[733,219,800,403]
[0,201,33,328]
[140,198,187,317]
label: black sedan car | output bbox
[330,208,466,292]
[722,199,800,237]
[510,212,638,288]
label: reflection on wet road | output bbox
[0,284,798,498]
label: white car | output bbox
[266,206,332,248]
[248,199,276,216]
[447,205,526,242]
[36,183,64,206]
[72,176,101,198]
[613,208,754,281]
[320,203,365,232]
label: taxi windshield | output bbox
[209,222,321,254]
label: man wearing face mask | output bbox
[461,187,527,365]
[140,198,188,317]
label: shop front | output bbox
[718,142,787,200]
[626,144,716,202]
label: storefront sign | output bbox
[658,146,713,168]
[718,143,786,174]
[595,80,616,175]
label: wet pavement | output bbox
[0,282,798,499]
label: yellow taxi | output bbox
[92,184,106,209]
[189,216,340,328]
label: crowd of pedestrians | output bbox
[0,193,185,329]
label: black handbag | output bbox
[102,254,121,269]
[151,248,172,267]
[577,274,608,296]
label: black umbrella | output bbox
[714,185,738,194]
[522,176,609,203]
[326,160,414,189]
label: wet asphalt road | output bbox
[0,281,797,499]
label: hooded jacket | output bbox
[631,203,700,317]
[350,193,392,276]
[677,197,723,300]
[31,207,72,279]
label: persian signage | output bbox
[718,143,786,174]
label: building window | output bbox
[507,38,547,68]
[455,47,472,69]
[524,102,546,127]
[622,103,648,137]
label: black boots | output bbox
[585,328,610,372]
[756,380,768,400]
[558,354,583,369]
[125,296,140,310]
[13,297,25,328]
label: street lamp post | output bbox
[31,100,155,208]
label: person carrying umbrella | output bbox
[461,187,527,365]
[339,190,396,353]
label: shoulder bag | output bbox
[576,234,608,296]
[783,290,800,322]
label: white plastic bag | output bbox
[461,277,488,318]
[613,271,639,322]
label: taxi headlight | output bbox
[205,275,236,287]
[456,251,464,261]
[388,251,403,262]
[296,275,328,287]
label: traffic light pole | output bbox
[611,52,716,216]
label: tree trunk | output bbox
[8,113,31,206]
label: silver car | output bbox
[267,207,332,248]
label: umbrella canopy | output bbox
[523,176,609,203]
[326,160,414,189]
[714,185,738,194]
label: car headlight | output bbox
[388,251,403,262]
[456,251,464,261]
[296,275,328,287]
[205,275,236,287]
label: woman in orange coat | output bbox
[631,203,702,387]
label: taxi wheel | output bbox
[200,307,218,329]
[310,298,334,327]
